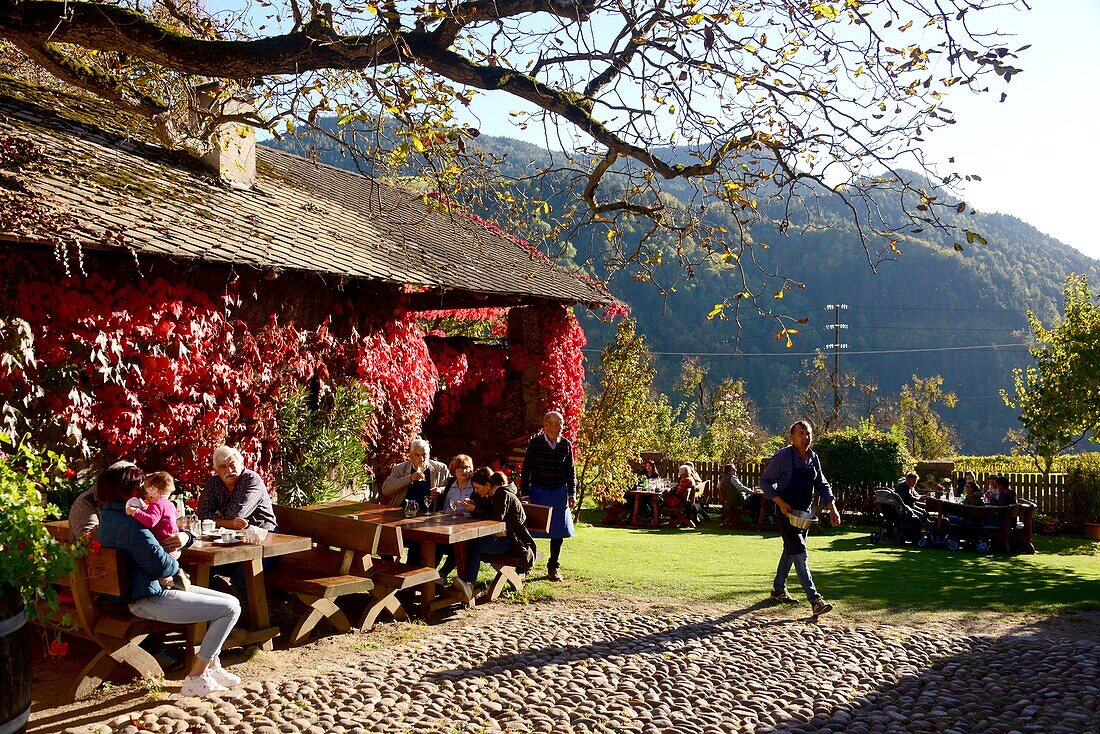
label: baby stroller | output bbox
[869,488,926,544]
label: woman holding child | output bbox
[94,462,243,698]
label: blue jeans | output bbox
[130,586,241,662]
[774,515,821,601]
[462,536,513,582]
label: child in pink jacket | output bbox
[126,471,181,559]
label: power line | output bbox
[856,325,1022,333]
[846,304,1024,314]
[582,342,1030,358]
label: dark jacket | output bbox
[97,502,179,604]
[471,483,536,561]
[895,479,921,507]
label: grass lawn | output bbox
[506,508,1100,622]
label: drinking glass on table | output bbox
[404,499,418,518]
[449,499,460,516]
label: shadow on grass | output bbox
[810,533,1100,613]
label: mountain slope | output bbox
[262,130,1098,452]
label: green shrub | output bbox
[0,434,75,616]
[814,426,909,514]
[1065,456,1100,524]
[952,453,1100,475]
[275,382,376,507]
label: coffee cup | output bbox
[201,519,216,535]
[220,529,236,543]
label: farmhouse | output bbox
[0,75,614,484]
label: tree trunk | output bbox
[0,585,31,734]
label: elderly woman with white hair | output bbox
[198,446,277,532]
[380,438,451,509]
[520,411,576,582]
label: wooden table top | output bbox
[185,531,312,565]
[45,520,311,565]
[350,505,506,544]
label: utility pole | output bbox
[823,304,848,429]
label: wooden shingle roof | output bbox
[0,76,613,307]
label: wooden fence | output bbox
[653,460,1070,520]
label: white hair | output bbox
[678,464,691,476]
[212,445,244,468]
[543,411,564,424]
[410,438,431,456]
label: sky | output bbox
[456,1,1100,263]
[920,0,1100,262]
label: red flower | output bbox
[88,540,102,555]
[48,639,69,656]
[185,498,199,510]
[64,468,76,479]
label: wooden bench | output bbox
[269,505,378,645]
[40,524,193,700]
[478,503,553,603]
[923,497,1036,554]
[272,505,439,640]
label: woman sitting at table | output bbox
[198,446,277,532]
[95,462,242,698]
[433,454,476,582]
[380,438,450,510]
[453,469,536,600]
[628,460,663,520]
[665,463,701,529]
[433,454,476,514]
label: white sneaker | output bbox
[180,671,228,697]
[209,659,241,687]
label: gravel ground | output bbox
[49,604,1099,734]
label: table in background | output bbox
[626,489,662,528]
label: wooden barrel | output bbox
[0,586,31,734]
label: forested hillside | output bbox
[263,129,1098,453]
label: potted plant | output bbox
[1065,461,1100,540]
[0,434,75,734]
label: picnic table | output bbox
[308,502,507,615]
[626,489,661,528]
[184,530,312,653]
[353,504,506,614]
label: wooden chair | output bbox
[479,504,553,603]
[39,525,191,700]
[694,480,713,522]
